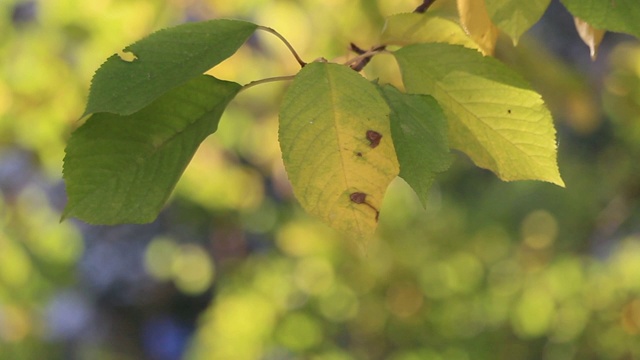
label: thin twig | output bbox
[349,43,371,71]
[344,2,434,71]
[343,47,388,71]
[257,25,307,68]
[240,75,297,92]
[350,43,367,55]
[414,0,436,13]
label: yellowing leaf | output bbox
[574,17,606,60]
[485,0,551,45]
[279,62,399,238]
[457,0,499,55]
[394,44,564,186]
[381,12,480,51]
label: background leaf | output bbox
[394,43,564,186]
[84,19,256,116]
[279,62,399,238]
[456,0,499,55]
[574,17,606,60]
[64,75,241,224]
[381,11,479,50]
[379,85,451,207]
[485,0,551,45]
[560,0,640,38]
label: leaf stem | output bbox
[241,75,297,92]
[257,25,307,68]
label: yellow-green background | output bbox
[1,0,640,359]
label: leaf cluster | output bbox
[63,0,640,238]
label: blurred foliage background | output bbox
[1,0,640,359]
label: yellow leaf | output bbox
[574,17,606,60]
[279,63,399,238]
[381,12,480,51]
[395,44,564,187]
[457,0,499,55]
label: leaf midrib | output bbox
[325,66,364,232]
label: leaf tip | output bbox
[551,175,566,188]
[60,204,77,224]
[416,193,430,210]
[79,108,92,119]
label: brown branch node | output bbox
[348,43,386,72]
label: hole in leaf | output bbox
[117,50,138,62]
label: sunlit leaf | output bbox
[378,85,451,207]
[381,11,479,51]
[279,62,399,238]
[560,0,640,38]
[574,17,606,60]
[456,0,499,55]
[394,43,564,186]
[84,19,256,116]
[63,75,241,224]
[485,0,551,45]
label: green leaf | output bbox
[84,19,256,116]
[394,43,564,186]
[378,85,451,207]
[279,62,399,238]
[560,0,640,38]
[64,75,241,224]
[381,12,480,51]
[485,0,551,45]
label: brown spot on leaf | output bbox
[350,192,367,204]
[349,192,380,222]
[366,130,382,148]
[356,152,363,157]
[507,109,512,114]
